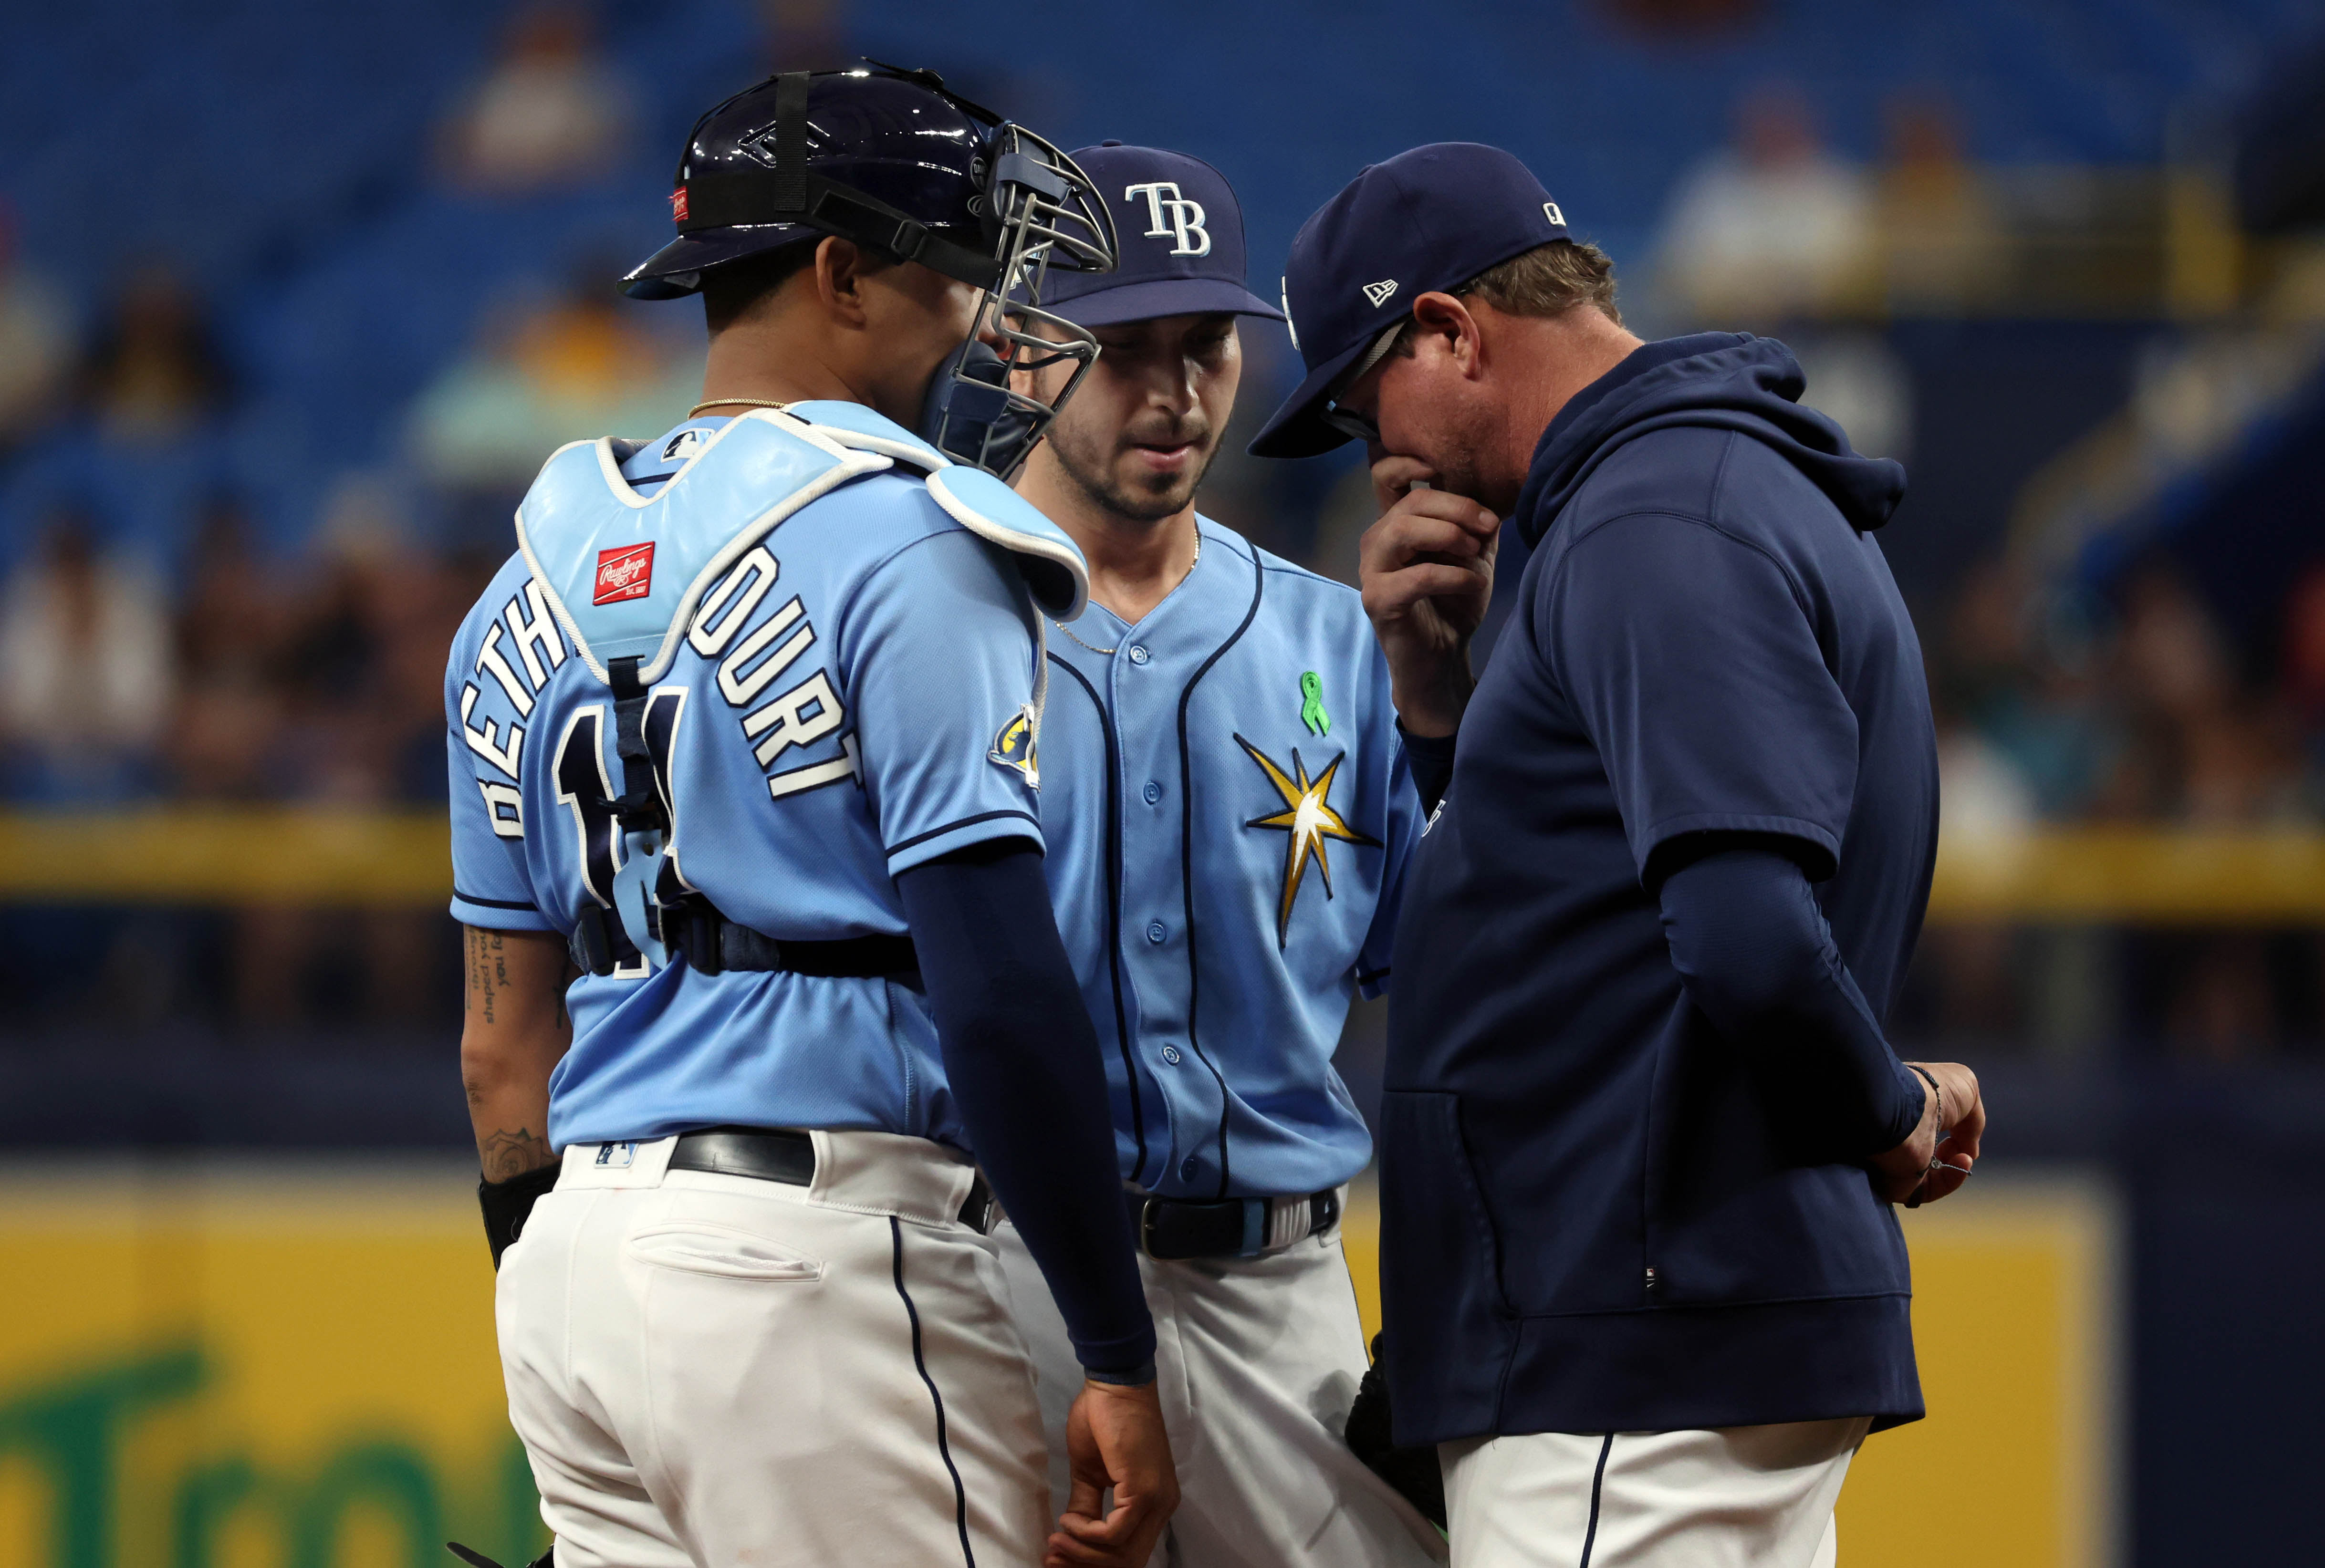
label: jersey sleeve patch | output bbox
[987,702,1040,790]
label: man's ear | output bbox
[1409,291,1484,380]
[812,236,874,327]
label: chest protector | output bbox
[511,403,1089,973]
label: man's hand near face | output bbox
[1358,453,1499,737]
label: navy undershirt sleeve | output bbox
[1399,722,1458,815]
[897,840,1157,1378]
[1656,840,1925,1162]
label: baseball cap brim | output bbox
[1246,332,1376,459]
[1047,276,1287,328]
[620,223,816,300]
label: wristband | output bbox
[1082,1360,1158,1388]
[1906,1063,1942,1136]
[479,1163,561,1270]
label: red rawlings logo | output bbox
[670,185,689,224]
[593,543,655,605]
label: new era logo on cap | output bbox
[1364,279,1399,308]
[594,543,656,605]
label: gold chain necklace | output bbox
[687,397,794,417]
[1053,528,1202,656]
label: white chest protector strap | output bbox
[510,405,1086,966]
[513,404,1086,688]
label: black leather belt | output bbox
[668,1128,996,1234]
[1128,1187,1341,1261]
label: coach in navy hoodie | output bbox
[1253,144,1987,1567]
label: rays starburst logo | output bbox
[1235,734,1380,948]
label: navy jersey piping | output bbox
[1049,653,1149,1184]
[453,889,540,913]
[1176,550,1264,1200]
[892,1217,976,1568]
[888,809,1042,857]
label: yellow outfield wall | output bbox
[3,810,2322,925]
[0,1162,2115,1568]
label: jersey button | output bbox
[1161,1045,1182,1065]
[1179,1157,1199,1182]
[1127,644,1151,665]
[1146,921,1168,944]
[1142,780,1162,805]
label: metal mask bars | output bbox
[928,126,1117,479]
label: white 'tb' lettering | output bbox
[1123,181,1211,257]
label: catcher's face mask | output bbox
[920,124,1117,480]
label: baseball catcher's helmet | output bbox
[623,64,1117,478]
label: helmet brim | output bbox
[619,223,817,300]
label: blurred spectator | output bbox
[2108,565,2305,824]
[1939,562,2124,821]
[1790,330,1914,458]
[269,477,453,804]
[1878,94,2004,314]
[227,478,473,1027]
[1652,85,1875,325]
[166,496,288,800]
[0,510,173,801]
[76,264,231,447]
[0,205,74,450]
[409,273,700,490]
[444,5,635,192]
[2284,563,2325,718]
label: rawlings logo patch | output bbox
[670,186,689,224]
[594,543,656,605]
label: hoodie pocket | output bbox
[1376,1090,1517,1430]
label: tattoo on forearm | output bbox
[465,926,503,1025]
[480,1125,554,1182]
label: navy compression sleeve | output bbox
[1399,722,1458,815]
[897,840,1156,1377]
[1656,841,1926,1163]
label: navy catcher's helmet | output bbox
[623,65,1118,478]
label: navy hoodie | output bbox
[1379,333,1939,1443]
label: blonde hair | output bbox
[1463,239,1621,324]
[1390,239,1623,357]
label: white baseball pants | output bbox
[1439,1416,1872,1568]
[495,1131,1052,1567]
[994,1211,1449,1568]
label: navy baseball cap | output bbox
[1040,143,1283,327]
[1249,143,1571,458]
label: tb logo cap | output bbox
[1125,181,1211,256]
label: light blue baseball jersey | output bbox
[445,405,1082,1152]
[1038,519,1422,1201]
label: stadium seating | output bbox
[0,0,2315,568]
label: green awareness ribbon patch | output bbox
[1299,671,1330,737]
